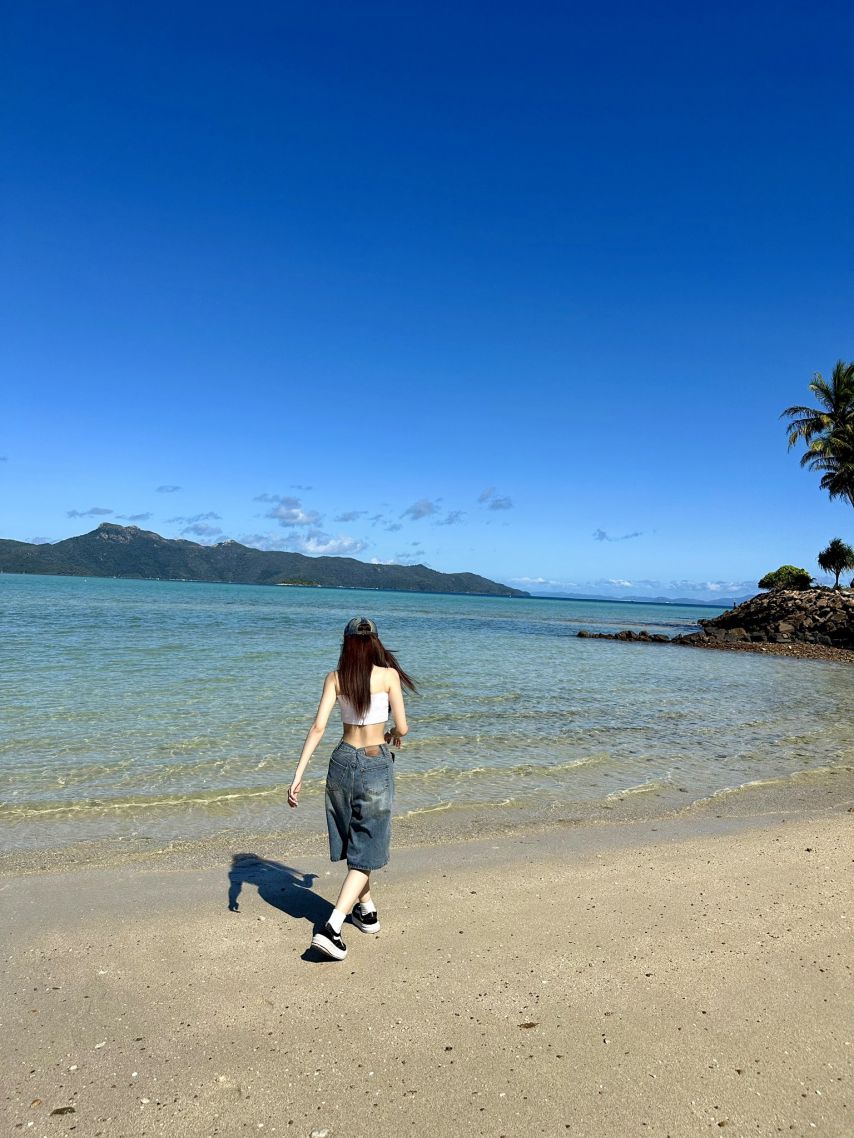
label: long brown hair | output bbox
[337,630,417,718]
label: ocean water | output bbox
[2,574,852,853]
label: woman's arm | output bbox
[287,671,338,808]
[385,668,409,747]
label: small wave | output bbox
[400,797,516,819]
[693,764,854,803]
[400,801,453,817]
[394,752,610,785]
[0,753,614,818]
[0,779,325,821]
[606,775,674,800]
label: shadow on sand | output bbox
[227,853,338,963]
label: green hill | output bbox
[0,524,528,597]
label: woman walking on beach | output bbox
[287,617,415,960]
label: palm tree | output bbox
[782,360,854,508]
[817,537,854,589]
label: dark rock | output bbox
[698,588,854,651]
[575,588,854,660]
[578,628,674,646]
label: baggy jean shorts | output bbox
[325,741,395,872]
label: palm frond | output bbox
[782,360,854,509]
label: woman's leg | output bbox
[358,875,373,908]
[332,868,369,923]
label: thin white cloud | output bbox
[156,485,181,493]
[295,530,367,556]
[478,487,513,510]
[669,579,757,595]
[262,496,322,527]
[168,512,222,525]
[436,510,466,526]
[236,533,282,551]
[401,499,439,521]
[385,522,403,532]
[508,577,756,599]
[182,523,224,539]
[67,506,113,518]
[335,510,367,523]
[593,528,643,542]
[117,512,153,522]
[272,505,323,527]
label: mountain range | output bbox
[0,524,529,597]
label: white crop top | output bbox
[338,690,390,727]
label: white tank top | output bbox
[338,690,389,727]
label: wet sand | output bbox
[2,788,852,1138]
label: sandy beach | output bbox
[2,792,852,1138]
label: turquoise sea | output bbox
[2,574,852,854]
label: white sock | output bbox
[357,898,377,914]
[328,907,346,934]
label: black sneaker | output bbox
[351,903,381,934]
[311,922,348,960]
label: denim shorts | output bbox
[325,741,395,872]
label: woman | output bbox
[287,616,415,961]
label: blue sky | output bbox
[3,1,853,600]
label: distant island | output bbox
[0,524,529,598]
[534,592,751,607]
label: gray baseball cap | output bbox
[343,616,377,637]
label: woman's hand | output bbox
[287,778,301,808]
[384,727,402,748]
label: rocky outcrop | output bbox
[675,588,854,650]
[576,629,670,643]
[575,588,854,662]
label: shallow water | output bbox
[2,574,852,851]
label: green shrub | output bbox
[758,565,813,590]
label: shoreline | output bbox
[674,637,854,664]
[2,762,852,878]
[2,788,851,1136]
[579,631,854,664]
